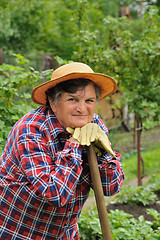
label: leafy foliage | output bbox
[79,174,160,239]
[79,175,160,239]
[79,207,160,240]
[115,185,158,206]
[109,209,160,240]
[74,6,160,126]
[78,208,102,240]
[147,208,160,230]
[147,173,160,192]
[1,1,159,61]
[0,0,77,59]
[1,2,159,126]
[0,54,53,153]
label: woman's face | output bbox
[49,83,97,129]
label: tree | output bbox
[105,7,160,185]
[1,0,157,65]
[73,6,160,185]
[0,0,76,60]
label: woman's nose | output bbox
[76,101,86,113]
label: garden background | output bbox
[0,0,160,239]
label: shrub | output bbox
[0,54,53,153]
[79,208,160,240]
[116,185,158,206]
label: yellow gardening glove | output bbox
[94,126,115,158]
[67,123,115,158]
[67,123,98,146]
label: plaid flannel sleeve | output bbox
[97,151,124,196]
[92,115,125,196]
[18,134,83,207]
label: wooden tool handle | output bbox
[86,144,112,240]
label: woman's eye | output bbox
[86,99,94,103]
[68,98,76,101]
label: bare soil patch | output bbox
[107,190,160,222]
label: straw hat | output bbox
[31,62,117,105]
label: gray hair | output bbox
[45,78,101,105]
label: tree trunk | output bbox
[133,115,136,149]
[136,117,142,186]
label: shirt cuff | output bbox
[63,140,83,165]
[65,139,83,149]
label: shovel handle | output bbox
[86,144,112,240]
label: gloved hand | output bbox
[66,123,115,158]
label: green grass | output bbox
[110,126,160,156]
[109,126,160,184]
[88,146,160,197]
[88,127,160,197]
[122,146,160,184]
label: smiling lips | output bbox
[73,115,87,117]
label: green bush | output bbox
[79,208,160,240]
[109,209,160,240]
[115,185,158,206]
[79,177,160,239]
[0,54,53,153]
[78,208,102,240]
[147,209,160,230]
[147,174,160,192]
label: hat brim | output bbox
[31,72,117,105]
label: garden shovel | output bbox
[86,143,112,240]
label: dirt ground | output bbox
[107,190,160,222]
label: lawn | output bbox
[111,126,160,184]
[122,146,160,184]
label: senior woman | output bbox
[0,62,124,239]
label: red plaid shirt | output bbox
[0,106,124,239]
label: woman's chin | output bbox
[71,121,89,128]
